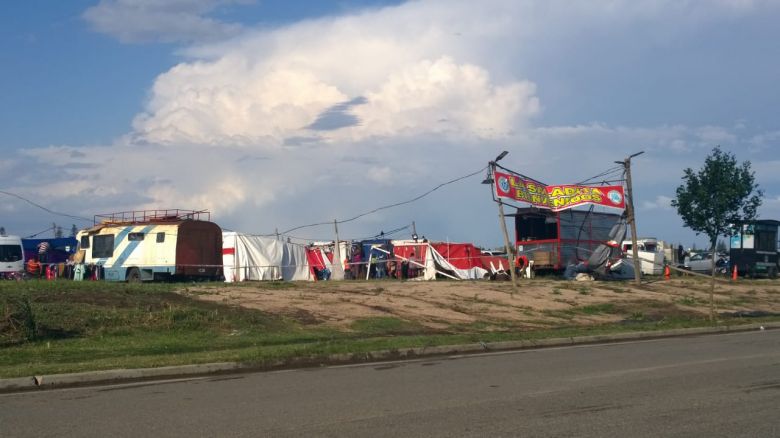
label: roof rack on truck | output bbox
[93,209,210,225]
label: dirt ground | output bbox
[187,277,780,330]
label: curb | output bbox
[1,322,777,393]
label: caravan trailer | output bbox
[76,210,222,282]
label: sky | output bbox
[1,0,779,249]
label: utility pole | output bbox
[484,151,518,294]
[332,219,344,280]
[617,151,644,285]
[412,221,417,240]
[497,199,518,292]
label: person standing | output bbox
[351,249,362,280]
[27,257,41,277]
[37,241,51,274]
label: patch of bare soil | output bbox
[188,277,780,329]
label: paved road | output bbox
[2,330,779,437]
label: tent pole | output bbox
[366,245,373,280]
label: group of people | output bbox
[24,241,101,280]
[25,241,51,278]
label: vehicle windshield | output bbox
[0,244,23,262]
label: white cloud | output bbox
[132,56,348,146]
[749,130,780,153]
[641,195,673,211]
[346,57,538,141]
[694,125,737,146]
[83,0,248,43]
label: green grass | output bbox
[578,303,617,315]
[1,280,778,379]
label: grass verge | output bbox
[1,280,778,379]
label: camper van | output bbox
[0,234,25,275]
[76,210,223,282]
[622,238,664,275]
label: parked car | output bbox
[683,252,729,274]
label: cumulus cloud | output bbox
[132,53,538,146]
[83,0,248,43]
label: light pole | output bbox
[616,151,644,285]
[484,151,518,292]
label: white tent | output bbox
[222,232,311,282]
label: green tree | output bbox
[672,146,762,320]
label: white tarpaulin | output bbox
[222,232,311,282]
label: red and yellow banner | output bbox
[494,171,625,211]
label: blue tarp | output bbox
[360,239,393,261]
[22,237,78,264]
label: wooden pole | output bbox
[487,154,517,294]
[623,154,643,285]
[497,200,518,293]
[709,241,717,322]
[332,219,344,280]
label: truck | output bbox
[729,220,779,279]
[76,210,223,282]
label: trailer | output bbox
[729,219,779,279]
[76,210,222,282]
[512,207,621,271]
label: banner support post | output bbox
[497,198,518,294]
[488,156,518,294]
[617,151,644,285]
[332,219,344,280]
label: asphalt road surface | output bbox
[2,330,779,437]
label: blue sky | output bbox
[1,0,779,249]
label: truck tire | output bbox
[126,267,141,283]
[769,266,778,280]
